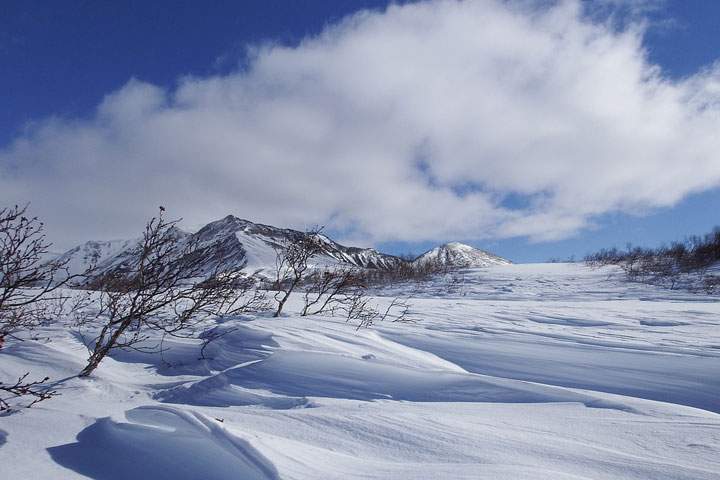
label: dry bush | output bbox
[584,227,720,293]
[0,204,71,410]
[75,210,269,377]
[271,228,324,317]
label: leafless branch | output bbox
[0,373,59,412]
[271,227,324,317]
[75,209,270,377]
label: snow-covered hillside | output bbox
[2,263,719,479]
[414,242,513,268]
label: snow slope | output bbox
[1,263,719,479]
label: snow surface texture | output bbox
[1,263,719,479]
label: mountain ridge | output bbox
[54,215,511,278]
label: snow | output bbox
[47,406,280,480]
[1,263,719,479]
[234,230,280,272]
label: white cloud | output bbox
[1,0,719,249]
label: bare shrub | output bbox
[345,295,414,330]
[703,274,720,294]
[358,256,449,287]
[0,204,78,336]
[0,373,58,412]
[271,228,323,317]
[0,204,74,410]
[585,227,720,294]
[75,210,268,377]
[301,265,364,316]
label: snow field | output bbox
[1,263,719,479]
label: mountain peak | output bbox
[415,242,512,268]
[440,242,475,250]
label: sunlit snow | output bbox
[1,263,719,479]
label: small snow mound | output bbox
[48,405,280,480]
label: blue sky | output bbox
[1,0,719,262]
[0,0,396,145]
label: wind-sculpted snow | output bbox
[48,406,279,480]
[1,263,719,479]
[158,349,638,410]
[383,329,720,413]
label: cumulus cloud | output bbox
[1,0,719,248]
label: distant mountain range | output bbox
[54,215,511,279]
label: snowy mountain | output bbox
[414,242,513,268]
[54,217,513,281]
[54,215,406,279]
